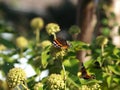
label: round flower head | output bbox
[91,83,101,90]
[7,68,26,88]
[40,40,52,48]
[46,23,60,35]
[47,74,65,90]
[33,82,43,90]
[31,17,44,29]
[16,36,28,49]
[50,46,66,59]
[96,35,108,46]
[79,85,90,90]
[79,83,101,90]
[69,25,80,34]
[0,44,7,51]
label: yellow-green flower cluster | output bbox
[33,82,43,90]
[96,35,108,46]
[47,74,65,90]
[7,68,26,88]
[31,17,44,29]
[0,44,7,51]
[79,83,101,90]
[46,23,60,36]
[91,83,101,90]
[40,40,52,48]
[55,49,66,58]
[50,46,66,58]
[16,36,28,49]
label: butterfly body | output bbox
[53,38,70,49]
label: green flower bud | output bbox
[47,74,65,90]
[40,40,52,48]
[16,36,28,49]
[46,23,60,35]
[33,82,43,90]
[7,68,26,88]
[0,44,7,51]
[31,17,44,29]
[96,35,108,46]
[69,25,80,34]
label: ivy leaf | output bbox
[107,76,112,88]
[108,65,120,75]
[41,46,50,68]
[67,74,81,89]
[63,58,79,74]
[79,78,102,85]
[69,41,90,52]
[96,56,102,67]
[113,47,119,57]
[113,77,120,83]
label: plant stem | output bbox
[52,33,56,39]
[16,86,21,90]
[62,64,66,80]
[60,52,67,90]
[36,28,40,45]
[62,64,67,90]
[21,83,29,90]
[101,45,105,67]
[101,45,104,56]
[20,48,23,58]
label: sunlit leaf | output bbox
[107,76,112,88]
[41,46,50,68]
[67,74,81,89]
[108,65,120,75]
[113,77,120,83]
[63,58,79,74]
[79,78,102,85]
[69,41,90,51]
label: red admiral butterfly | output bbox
[80,63,95,79]
[53,38,70,49]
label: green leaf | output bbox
[67,74,81,89]
[38,87,43,90]
[107,76,112,88]
[63,58,79,74]
[84,59,94,68]
[63,58,79,67]
[79,78,102,85]
[96,56,102,67]
[108,65,120,75]
[69,41,90,51]
[113,47,119,57]
[41,47,50,68]
[113,77,120,83]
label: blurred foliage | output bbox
[0,0,120,90]
[0,16,120,90]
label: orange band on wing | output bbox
[54,39,63,47]
[53,39,69,49]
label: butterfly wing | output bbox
[53,38,70,49]
[81,64,95,79]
